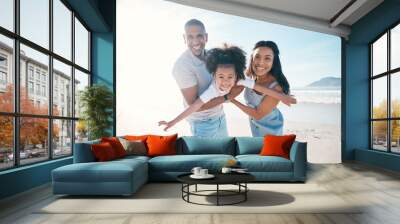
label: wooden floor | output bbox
[1,162,400,224]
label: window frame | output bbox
[370,20,400,154]
[0,0,92,171]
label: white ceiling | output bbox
[166,0,384,38]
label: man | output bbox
[172,19,242,137]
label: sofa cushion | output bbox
[118,138,147,156]
[236,155,293,172]
[235,137,263,155]
[101,137,127,158]
[125,135,149,141]
[91,142,118,161]
[177,136,236,155]
[147,134,178,157]
[148,154,235,172]
[52,159,147,183]
[260,134,296,159]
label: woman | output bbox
[231,41,291,136]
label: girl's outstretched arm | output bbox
[237,78,296,106]
[158,99,204,131]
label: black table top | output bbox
[177,172,255,185]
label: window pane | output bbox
[53,59,72,117]
[75,17,89,69]
[20,44,49,115]
[372,121,388,151]
[372,33,387,76]
[53,0,72,60]
[392,24,400,70]
[0,34,14,112]
[20,0,49,49]
[20,117,49,165]
[0,0,14,31]
[0,116,13,170]
[53,119,72,158]
[391,120,400,153]
[372,77,387,119]
[391,72,400,118]
[74,69,89,118]
[75,120,88,143]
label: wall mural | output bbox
[116,0,341,163]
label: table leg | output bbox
[217,184,219,206]
[245,183,247,201]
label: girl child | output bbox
[159,44,296,131]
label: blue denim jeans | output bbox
[189,115,228,137]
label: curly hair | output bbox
[246,41,290,94]
[205,44,246,80]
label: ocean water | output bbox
[291,87,341,104]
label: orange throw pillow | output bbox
[124,135,149,141]
[101,137,127,158]
[260,134,296,159]
[146,134,178,157]
[91,142,117,161]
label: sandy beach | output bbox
[225,102,342,164]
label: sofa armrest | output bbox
[289,141,307,181]
[73,140,100,163]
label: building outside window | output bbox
[41,73,46,83]
[42,85,46,97]
[28,81,34,94]
[0,54,7,88]
[0,71,6,84]
[0,54,6,67]
[35,70,40,81]
[29,66,34,79]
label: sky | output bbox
[124,0,342,88]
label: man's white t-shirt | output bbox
[172,49,224,121]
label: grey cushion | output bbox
[119,137,147,156]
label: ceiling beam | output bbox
[166,0,351,38]
[330,0,368,28]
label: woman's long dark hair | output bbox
[246,41,290,94]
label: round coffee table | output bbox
[177,172,255,206]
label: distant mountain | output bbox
[307,77,341,88]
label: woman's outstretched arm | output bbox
[237,79,296,106]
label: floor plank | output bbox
[1,162,400,224]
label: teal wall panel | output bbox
[345,0,400,171]
[0,158,72,199]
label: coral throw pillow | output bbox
[101,137,127,158]
[146,134,178,157]
[260,134,296,159]
[91,142,117,161]
[124,135,149,141]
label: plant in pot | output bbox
[79,84,113,140]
